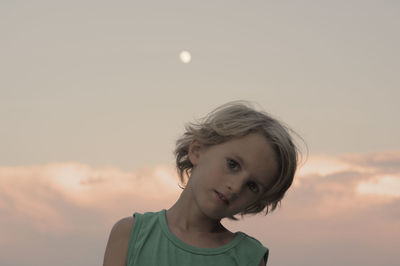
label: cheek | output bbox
[239,192,260,207]
[204,160,224,176]
[190,164,212,185]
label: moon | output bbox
[179,50,192,64]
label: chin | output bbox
[205,211,225,220]
[199,206,226,220]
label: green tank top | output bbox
[126,209,269,266]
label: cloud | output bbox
[356,175,400,197]
[296,151,400,197]
[288,151,400,221]
[1,150,400,266]
[0,162,183,266]
[340,150,400,173]
[0,163,181,234]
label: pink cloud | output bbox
[0,163,181,235]
[0,150,399,266]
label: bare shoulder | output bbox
[103,216,135,266]
[111,216,135,237]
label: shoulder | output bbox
[103,216,135,266]
[240,232,267,249]
[237,232,269,266]
[112,216,135,236]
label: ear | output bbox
[188,140,202,166]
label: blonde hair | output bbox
[174,101,302,218]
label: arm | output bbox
[103,216,134,266]
[258,258,265,266]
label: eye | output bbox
[226,158,240,171]
[247,182,259,193]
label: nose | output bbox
[226,175,246,197]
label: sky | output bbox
[1,1,399,265]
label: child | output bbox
[103,101,299,266]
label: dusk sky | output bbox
[1,1,399,266]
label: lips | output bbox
[215,190,230,205]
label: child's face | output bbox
[187,133,278,220]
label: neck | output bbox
[166,186,226,234]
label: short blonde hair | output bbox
[174,101,302,218]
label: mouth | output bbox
[215,190,230,205]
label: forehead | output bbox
[220,133,273,155]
